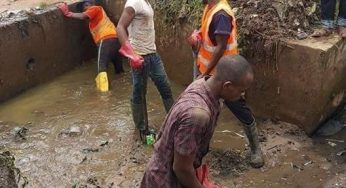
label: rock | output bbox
[297,29,308,40]
[12,127,28,140]
[60,126,82,137]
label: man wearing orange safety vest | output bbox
[188,0,264,168]
[58,0,124,92]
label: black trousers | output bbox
[224,97,255,126]
[97,38,124,74]
[321,0,346,27]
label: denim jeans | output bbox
[321,0,346,28]
[131,53,173,105]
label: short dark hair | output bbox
[76,0,95,12]
[215,55,253,85]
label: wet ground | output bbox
[0,62,345,188]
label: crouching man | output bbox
[58,0,124,92]
[141,55,254,188]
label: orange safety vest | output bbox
[89,8,117,44]
[197,0,238,75]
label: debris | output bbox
[291,163,304,171]
[325,139,344,143]
[59,126,82,137]
[297,29,308,40]
[267,145,279,150]
[304,161,313,166]
[80,156,87,164]
[82,148,99,153]
[100,140,109,147]
[336,150,346,156]
[12,127,28,141]
[221,130,232,133]
[209,149,249,177]
[220,130,245,138]
[327,141,337,147]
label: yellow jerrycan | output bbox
[95,72,109,92]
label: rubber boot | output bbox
[95,72,109,92]
[243,122,264,168]
[163,97,174,113]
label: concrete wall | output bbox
[247,37,346,135]
[0,4,95,103]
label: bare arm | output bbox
[69,12,89,20]
[173,151,203,188]
[202,34,228,76]
[173,108,210,187]
[117,7,135,45]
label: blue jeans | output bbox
[131,53,173,105]
[321,0,346,28]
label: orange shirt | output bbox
[83,6,117,44]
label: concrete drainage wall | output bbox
[0,3,95,103]
[247,37,346,135]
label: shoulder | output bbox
[180,107,211,128]
[125,0,143,12]
[84,6,102,16]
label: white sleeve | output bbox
[125,0,142,14]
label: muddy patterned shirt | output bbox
[140,78,221,188]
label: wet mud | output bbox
[0,62,344,188]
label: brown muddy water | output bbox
[0,61,345,188]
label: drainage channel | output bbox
[0,62,345,188]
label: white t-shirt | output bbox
[125,0,156,55]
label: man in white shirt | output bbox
[117,0,174,141]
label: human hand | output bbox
[119,41,144,69]
[57,3,72,17]
[187,30,202,50]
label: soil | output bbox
[230,0,321,59]
[0,151,28,188]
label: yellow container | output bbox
[95,72,109,92]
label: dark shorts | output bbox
[97,37,124,73]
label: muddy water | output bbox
[0,62,345,188]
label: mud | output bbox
[0,62,344,188]
[0,151,18,188]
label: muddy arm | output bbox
[69,13,89,20]
[173,151,203,188]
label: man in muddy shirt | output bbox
[140,55,254,187]
[57,0,123,92]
